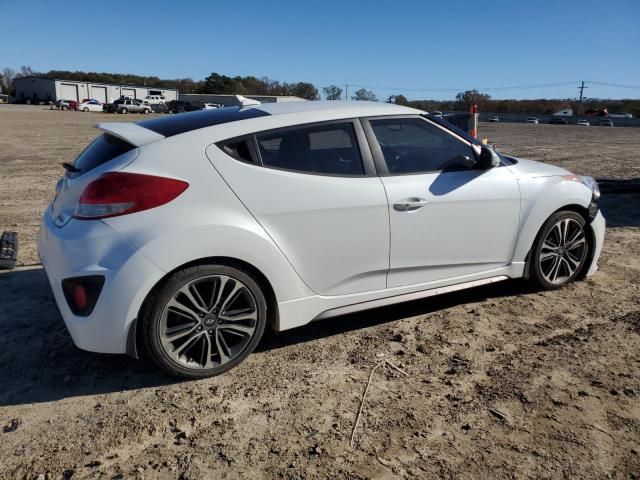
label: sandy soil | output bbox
[0,105,638,479]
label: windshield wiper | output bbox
[61,162,81,173]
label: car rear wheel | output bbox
[83,107,89,112]
[142,264,267,379]
[120,108,128,114]
[530,211,589,290]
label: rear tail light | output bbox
[74,172,189,220]
[62,276,105,316]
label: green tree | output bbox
[390,94,408,105]
[455,89,491,109]
[323,85,343,100]
[352,88,377,101]
[287,82,319,100]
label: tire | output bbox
[120,107,128,114]
[142,108,150,114]
[61,106,68,111]
[530,210,590,290]
[141,264,268,379]
[83,107,89,112]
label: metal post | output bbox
[470,104,478,138]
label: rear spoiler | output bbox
[97,122,165,147]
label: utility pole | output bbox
[577,80,588,116]
[345,84,349,101]
[578,80,587,102]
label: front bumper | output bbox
[586,210,605,277]
[37,208,165,354]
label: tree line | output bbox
[1,67,638,115]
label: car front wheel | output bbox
[141,264,267,378]
[530,210,589,289]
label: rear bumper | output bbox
[37,208,165,354]
[586,210,605,277]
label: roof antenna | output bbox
[235,95,261,107]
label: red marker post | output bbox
[470,104,478,138]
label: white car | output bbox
[202,103,222,110]
[487,115,499,122]
[78,100,103,112]
[430,110,443,119]
[577,119,590,126]
[38,99,605,378]
[526,117,539,124]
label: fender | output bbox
[512,175,593,263]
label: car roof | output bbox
[139,101,423,138]
[253,100,419,116]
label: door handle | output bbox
[393,198,429,212]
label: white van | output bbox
[144,95,166,105]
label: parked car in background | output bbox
[166,100,200,114]
[430,110,443,119]
[38,99,605,379]
[599,119,614,127]
[487,115,499,122]
[526,117,539,124]
[608,112,632,119]
[550,117,568,125]
[202,103,223,110]
[577,119,590,126]
[116,100,151,115]
[78,100,104,112]
[144,95,166,105]
[56,99,78,111]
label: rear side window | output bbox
[255,123,364,176]
[370,117,475,174]
[71,134,135,176]
[218,137,257,164]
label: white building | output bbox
[179,93,305,107]
[14,77,178,104]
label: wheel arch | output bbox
[522,203,595,280]
[129,255,279,359]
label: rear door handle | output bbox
[393,198,429,212]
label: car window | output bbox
[71,134,135,175]
[255,123,364,176]
[218,137,257,165]
[369,117,476,174]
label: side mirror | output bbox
[477,145,501,169]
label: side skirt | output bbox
[312,275,509,321]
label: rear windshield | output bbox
[71,134,135,175]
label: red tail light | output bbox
[74,172,189,220]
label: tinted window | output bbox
[370,118,475,174]
[218,138,256,164]
[71,134,135,175]
[256,123,364,176]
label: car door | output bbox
[363,115,521,288]
[206,119,390,296]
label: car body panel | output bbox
[381,166,521,287]
[206,143,390,295]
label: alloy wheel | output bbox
[159,275,258,370]
[539,218,587,285]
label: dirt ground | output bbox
[0,105,639,479]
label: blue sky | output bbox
[2,0,639,100]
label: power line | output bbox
[586,81,640,90]
[327,80,640,94]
